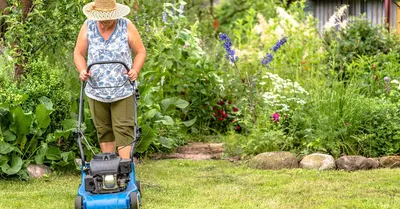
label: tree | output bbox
[1,0,85,79]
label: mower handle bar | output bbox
[78,60,138,165]
[87,61,130,72]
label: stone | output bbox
[336,156,375,171]
[299,153,336,170]
[27,164,52,178]
[249,151,298,170]
[150,143,224,160]
[379,156,400,168]
[369,158,380,169]
[75,158,82,166]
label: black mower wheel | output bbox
[136,180,142,197]
[130,192,139,209]
[75,196,83,209]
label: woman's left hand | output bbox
[126,69,138,81]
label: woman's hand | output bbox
[126,69,139,81]
[79,70,90,81]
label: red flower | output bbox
[217,100,225,105]
[213,19,219,29]
[219,117,224,121]
[223,113,228,118]
[218,109,223,114]
[235,125,241,131]
[233,107,239,112]
[228,100,232,105]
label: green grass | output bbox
[1,160,400,209]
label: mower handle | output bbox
[78,60,139,165]
[87,60,131,72]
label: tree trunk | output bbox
[0,0,8,40]
[21,0,33,22]
[14,0,33,79]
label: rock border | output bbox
[249,152,400,171]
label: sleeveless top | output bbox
[85,18,133,103]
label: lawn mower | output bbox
[75,61,142,209]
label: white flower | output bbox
[275,26,285,38]
[276,7,299,28]
[324,5,349,31]
[254,13,268,34]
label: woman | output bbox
[74,0,146,159]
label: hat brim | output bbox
[83,3,130,21]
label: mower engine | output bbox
[84,153,131,194]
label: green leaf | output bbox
[135,125,155,153]
[45,146,61,161]
[3,129,16,142]
[161,97,189,110]
[61,151,74,162]
[27,139,38,154]
[182,117,197,127]
[47,130,71,143]
[0,104,9,117]
[144,109,159,119]
[34,145,47,165]
[62,119,78,132]
[1,154,23,175]
[158,137,172,149]
[157,116,174,125]
[36,104,51,129]
[55,161,69,167]
[10,107,33,137]
[161,98,173,110]
[38,96,54,111]
[20,135,27,151]
[0,141,16,154]
[0,155,9,166]
[173,98,189,109]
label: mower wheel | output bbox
[75,196,83,209]
[130,192,139,209]
[136,180,142,197]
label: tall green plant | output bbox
[0,97,76,179]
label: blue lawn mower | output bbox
[75,61,142,209]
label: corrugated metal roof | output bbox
[310,0,397,32]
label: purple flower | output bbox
[384,76,390,83]
[271,37,287,53]
[219,33,228,41]
[219,33,238,63]
[261,37,287,69]
[134,15,139,23]
[179,4,184,15]
[261,53,273,66]
[162,11,168,24]
[272,112,280,122]
[145,21,149,32]
[384,76,391,93]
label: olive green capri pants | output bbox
[87,96,134,147]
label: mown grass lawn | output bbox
[1,159,400,209]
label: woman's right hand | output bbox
[79,70,90,81]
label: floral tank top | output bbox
[85,18,133,103]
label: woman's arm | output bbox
[74,22,90,81]
[126,19,146,81]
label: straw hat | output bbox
[83,0,130,21]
